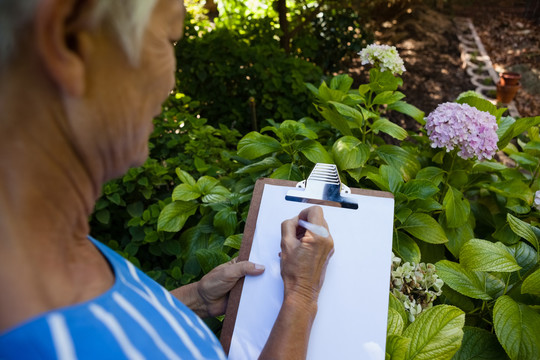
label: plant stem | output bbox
[530,161,540,186]
[440,151,457,203]
[503,273,511,295]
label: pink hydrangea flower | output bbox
[425,102,498,160]
[358,44,406,75]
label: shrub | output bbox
[175,26,322,132]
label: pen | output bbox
[298,219,329,238]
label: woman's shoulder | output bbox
[0,237,226,360]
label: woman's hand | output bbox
[280,206,334,308]
[171,259,265,318]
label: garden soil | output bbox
[347,1,539,130]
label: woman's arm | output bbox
[260,206,334,359]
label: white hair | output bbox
[0,0,158,66]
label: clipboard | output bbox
[220,164,395,360]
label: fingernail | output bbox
[254,264,265,270]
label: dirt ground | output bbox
[350,1,539,125]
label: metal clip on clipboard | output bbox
[285,163,358,209]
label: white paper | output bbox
[228,184,394,360]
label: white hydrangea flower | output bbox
[390,254,444,321]
[359,44,406,75]
[534,190,540,210]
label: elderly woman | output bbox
[0,0,334,359]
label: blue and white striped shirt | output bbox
[0,237,227,360]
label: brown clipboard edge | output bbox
[219,178,393,354]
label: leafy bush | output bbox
[291,6,373,73]
[176,24,322,132]
[90,93,244,290]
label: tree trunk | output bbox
[277,0,290,53]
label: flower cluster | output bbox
[358,44,406,75]
[390,253,444,322]
[534,190,540,210]
[425,102,499,160]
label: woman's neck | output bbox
[0,76,114,333]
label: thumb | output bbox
[232,260,265,277]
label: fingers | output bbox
[298,206,330,235]
[225,260,265,278]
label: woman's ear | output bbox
[35,0,96,97]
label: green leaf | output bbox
[298,140,333,164]
[224,234,242,250]
[443,186,470,228]
[176,168,196,186]
[95,209,110,225]
[522,268,540,296]
[278,120,318,140]
[371,118,408,140]
[388,101,425,124]
[369,68,400,92]
[403,305,465,360]
[202,190,230,204]
[440,286,475,313]
[415,167,445,186]
[386,335,410,360]
[305,82,319,97]
[497,116,516,149]
[163,239,182,256]
[456,96,499,117]
[494,296,540,360]
[376,145,421,181]
[400,180,439,201]
[412,198,443,212]
[460,239,521,272]
[477,271,506,299]
[487,179,534,204]
[195,249,230,274]
[387,307,405,336]
[524,140,540,155]
[389,292,409,327]
[451,326,507,360]
[318,80,345,102]
[127,201,144,218]
[171,266,182,280]
[330,74,353,92]
[509,153,539,168]
[440,216,474,259]
[507,213,539,250]
[213,208,237,237]
[328,101,364,127]
[435,260,492,300]
[316,105,353,136]
[196,176,220,195]
[498,116,540,149]
[157,201,198,232]
[172,183,201,201]
[393,231,421,264]
[237,132,281,159]
[372,91,406,105]
[332,136,370,171]
[380,164,404,193]
[506,242,538,282]
[270,163,303,181]
[107,192,125,206]
[401,213,448,244]
[472,161,507,172]
[235,157,283,174]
